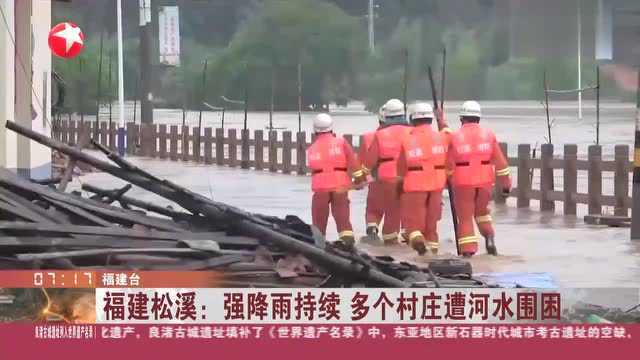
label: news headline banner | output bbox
[93,288,584,324]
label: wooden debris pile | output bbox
[0,120,491,288]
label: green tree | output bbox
[206,0,367,110]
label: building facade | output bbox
[0,0,52,179]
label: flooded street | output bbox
[70,151,640,288]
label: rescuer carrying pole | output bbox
[365,99,412,245]
[397,102,450,255]
[448,101,511,256]
[307,113,366,249]
[360,106,386,243]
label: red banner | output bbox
[1,324,638,359]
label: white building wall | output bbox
[0,0,51,178]
[0,0,16,169]
[30,0,52,178]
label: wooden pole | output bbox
[244,66,249,131]
[596,65,600,145]
[133,69,138,125]
[79,58,85,126]
[543,69,552,143]
[440,47,446,111]
[631,67,640,239]
[270,64,275,131]
[403,48,408,117]
[95,31,104,125]
[108,54,113,130]
[297,61,302,133]
[197,60,208,152]
[428,66,461,255]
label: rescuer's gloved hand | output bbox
[436,108,447,129]
[500,176,512,195]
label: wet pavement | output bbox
[70,154,640,288]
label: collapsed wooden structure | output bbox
[0,120,490,288]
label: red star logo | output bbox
[48,22,84,59]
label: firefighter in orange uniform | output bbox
[360,106,386,243]
[364,99,412,245]
[448,101,511,257]
[397,102,450,255]
[307,113,365,248]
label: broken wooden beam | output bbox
[584,214,630,227]
[0,221,260,246]
[81,183,190,219]
[6,120,409,287]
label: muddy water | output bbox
[70,151,640,288]
[98,100,636,157]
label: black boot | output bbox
[484,235,498,256]
[361,225,381,244]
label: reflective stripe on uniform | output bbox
[409,230,423,241]
[442,127,452,134]
[475,214,492,223]
[457,235,478,245]
[338,230,354,238]
[496,167,510,176]
[366,222,379,228]
[426,241,439,248]
[382,232,398,241]
[446,169,454,176]
[352,169,364,177]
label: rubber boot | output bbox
[426,242,438,255]
[382,232,399,246]
[361,225,381,245]
[338,234,356,251]
[484,234,498,256]
[409,235,427,256]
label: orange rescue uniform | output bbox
[360,131,384,229]
[307,132,364,240]
[448,123,511,255]
[397,124,450,253]
[365,124,412,243]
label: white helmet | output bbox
[409,102,434,121]
[314,113,333,133]
[383,98,404,117]
[459,100,482,118]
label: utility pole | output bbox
[116,0,126,155]
[577,0,582,120]
[368,0,375,53]
[631,67,640,240]
[297,61,302,133]
[270,64,275,131]
[139,0,154,124]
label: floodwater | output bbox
[70,151,640,289]
[71,100,640,288]
[97,100,636,157]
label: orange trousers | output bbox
[312,191,353,238]
[452,185,494,255]
[365,181,384,228]
[401,191,443,250]
[379,181,402,242]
